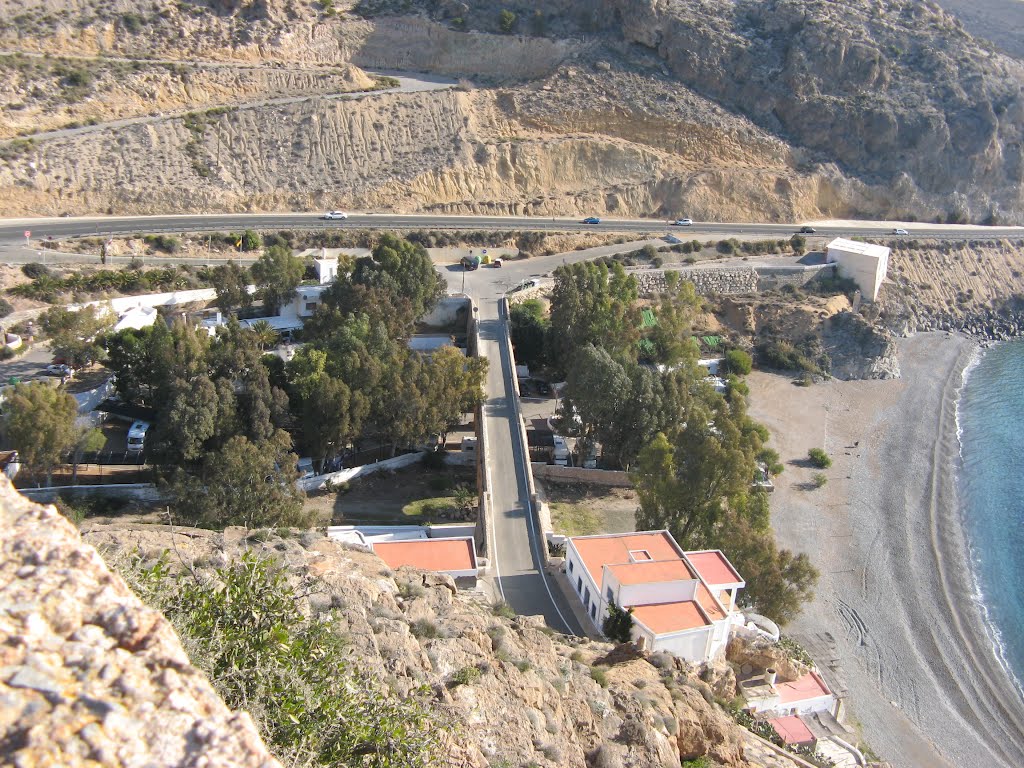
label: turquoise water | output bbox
[958,339,1024,692]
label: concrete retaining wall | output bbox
[20,483,165,503]
[298,451,425,492]
[531,463,633,487]
[755,264,835,291]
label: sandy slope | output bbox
[748,334,1024,768]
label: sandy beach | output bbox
[748,332,1024,768]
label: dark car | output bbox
[582,216,601,224]
[799,226,816,234]
[537,381,552,396]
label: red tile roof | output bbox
[630,601,710,634]
[373,538,476,574]
[695,582,725,621]
[777,672,831,704]
[572,532,684,586]
[768,716,815,746]
[686,550,744,586]
[606,559,696,585]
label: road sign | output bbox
[24,230,30,238]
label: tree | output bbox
[251,245,303,315]
[602,602,634,643]
[211,260,252,314]
[499,8,516,33]
[351,234,445,321]
[642,280,701,367]
[104,325,160,403]
[1,382,79,484]
[418,346,487,443]
[40,304,114,367]
[248,319,278,351]
[159,375,220,463]
[182,431,307,528]
[723,349,753,376]
[71,427,107,484]
[548,261,640,374]
[509,300,549,370]
[241,229,262,252]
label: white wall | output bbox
[565,542,603,630]
[651,627,712,661]
[74,288,217,315]
[420,296,470,328]
[298,451,425,492]
[617,578,697,608]
[826,245,889,302]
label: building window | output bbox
[567,559,574,574]
[583,587,590,605]
[590,603,597,619]
[576,576,583,594]
[606,586,614,602]
[305,302,318,311]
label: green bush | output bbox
[411,619,440,639]
[450,666,481,687]
[121,551,438,767]
[22,262,51,279]
[499,9,516,33]
[812,472,828,488]
[723,349,753,376]
[241,229,262,252]
[492,600,516,618]
[808,448,832,468]
[421,449,447,470]
[0,297,12,318]
[590,667,609,687]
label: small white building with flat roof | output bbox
[825,238,890,302]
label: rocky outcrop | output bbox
[77,520,783,768]
[823,312,901,380]
[0,478,282,768]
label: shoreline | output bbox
[955,341,1024,704]
[748,332,1024,768]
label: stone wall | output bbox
[531,463,633,487]
[755,264,835,291]
[0,477,282,768]
[634,267,758,297]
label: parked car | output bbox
[582,216,601,224]
[798,226,816,234]
[44,364,75,378]
[892,228,909,235]
[492,258,503,267]
[672,218,693,226]
[322,211,348,220]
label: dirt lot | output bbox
[540,480,637,536]
[304,464,478,526]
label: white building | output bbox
[825,238,890,302]
[314,257,339,285]
[741,668,837,718]
[565,531,745,663]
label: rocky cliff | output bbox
[1,0,1021,222]
[0,477,282,768]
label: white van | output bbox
[127,421,150,453]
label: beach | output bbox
[748,333,1024,768]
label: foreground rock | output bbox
[0,478,281,768]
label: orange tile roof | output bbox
[777,672,831,704]
[373,538,476,574]
[572,532,685,587]
[686,550,743,586]
[695,582,725,621]
[630,601,710,634]
[768,716,815,746]
[606,559,695,585]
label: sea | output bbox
[957,338,1024,696]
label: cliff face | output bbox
[2,0,1020,221]
[0,477,281,768]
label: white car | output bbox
[892,228,909,235]
[322,211,348,220]
[44,363,75,378]
[672,218,693,226]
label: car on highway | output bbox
[892,228,909,235]
[798,226,816,234]
[322,211,348,220]
[582,216,601,224]
[44,364,75,378]
[672,218,693,226]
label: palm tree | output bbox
[248,319,278,350]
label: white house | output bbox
[564,531,745,663]
[741,668,837,718]
[825,238,890,302]
[314,257,339,284]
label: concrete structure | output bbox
[371,537,479,586]
[564,531,745,663]
[314,257,339,284]
[825,238,890,302]
[742,670,837,717]
[768,716,817,747]
[113,305,159,332]
[408,334,462,354]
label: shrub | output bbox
[0,297,12,319]
[120,551,437,766]
[499,9,516,33]
[808,448,832,469]
[812,472,828,488]
[0,346,14,361]
[716,239,737,255]
[241,229,262,252]
[492,600,516,618]
[602,602,634,643]
[421,449,447,470]
[590,667,609,687]
[22,262,51,279]
[410,619,440,639]
[450,666,481,687]
[723,349,753,375]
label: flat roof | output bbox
[695,582,725,621]
[606,559,696,585]
[826,237,889,258]
[777,671,831,704]
[686,550,745,588]
[571,531,685,587]
[768,716,815,745]
[373,538,476,574]
[630,601,710,634]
